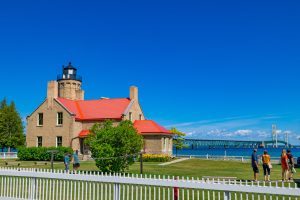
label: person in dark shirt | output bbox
[72,150,80,174]
[64,153,70,172]
[251,149,259,181]
[287,149,294,180]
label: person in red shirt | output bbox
[281,149,289,181]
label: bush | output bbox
[142,154,172,162]
[17,147,73,161]
[86,120,143,173]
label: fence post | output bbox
[224,191,230,200]
[114,183,120,200]
[30,177,37,200]
[174,176,179,200]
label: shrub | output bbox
[86,120,143,173]
[142,154,172,162]
[17,147,73,161]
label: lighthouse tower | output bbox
[57,62,84,100]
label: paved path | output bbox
[159,158,190,166]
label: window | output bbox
[57,112,63,125]
[37,137,42,147]
[56,136,62,147]
[37,113,43,126]
[163,138,167,152]
[129,112,132,121]
[139,114,142,120]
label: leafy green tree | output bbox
[170,127,186,156]
[0,99,25,151]
[86,120,143,173]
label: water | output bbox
[175,147,300,158]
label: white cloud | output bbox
[234,129,252,136]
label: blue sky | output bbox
[0,0,300,144]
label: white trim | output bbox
[56,112,63,126]
[36,136,42,147]
[54,99,75,116]
[56,136,62,147]
[36,113,44,127]
[122,100,134,116]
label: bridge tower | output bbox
[272,124,278,148]
[284,131,289,147]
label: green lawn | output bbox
[0,159,298,181]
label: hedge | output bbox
[17,147,73,161]
[142,154,172,162]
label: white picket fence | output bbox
[0,152,18,159]
[0,167,299,200]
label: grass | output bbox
[0,158,298,181]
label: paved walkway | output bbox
[159,158,190,166]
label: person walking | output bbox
[287,149,295,181]
[251,149,259,181]
[262,150,271,181]
[281,149,289,181]
[64,153,70,172]
[72,150,80,173]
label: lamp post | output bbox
[47,150,59,172]
[140,151,144,174]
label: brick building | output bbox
[26,63,173,157]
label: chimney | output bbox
[47,81,58,108]
[129,86,138,102]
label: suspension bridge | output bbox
[183,139,290,149]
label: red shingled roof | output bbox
[133,120,172,135]
[56,98,131,121]
[78,120,171,138]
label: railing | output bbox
[0,152,18,159]
[178,155,283,163]
[0,167,299,200]
[57,74,82,82]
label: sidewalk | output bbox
[159,158,190,166]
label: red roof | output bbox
[79,130,90,138]
[78,120,172,138]
[56,98,131,121]
[133,120,172,135]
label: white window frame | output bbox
[56,136,62,147]
[129,112,132,121]
[57,112,63,126]
[37,113,43,126]
[36,136,42,147]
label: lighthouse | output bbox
[57,62,84,100]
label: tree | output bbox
[86,120,143,173]
[0,99,25,151]
[170,127,186,157]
